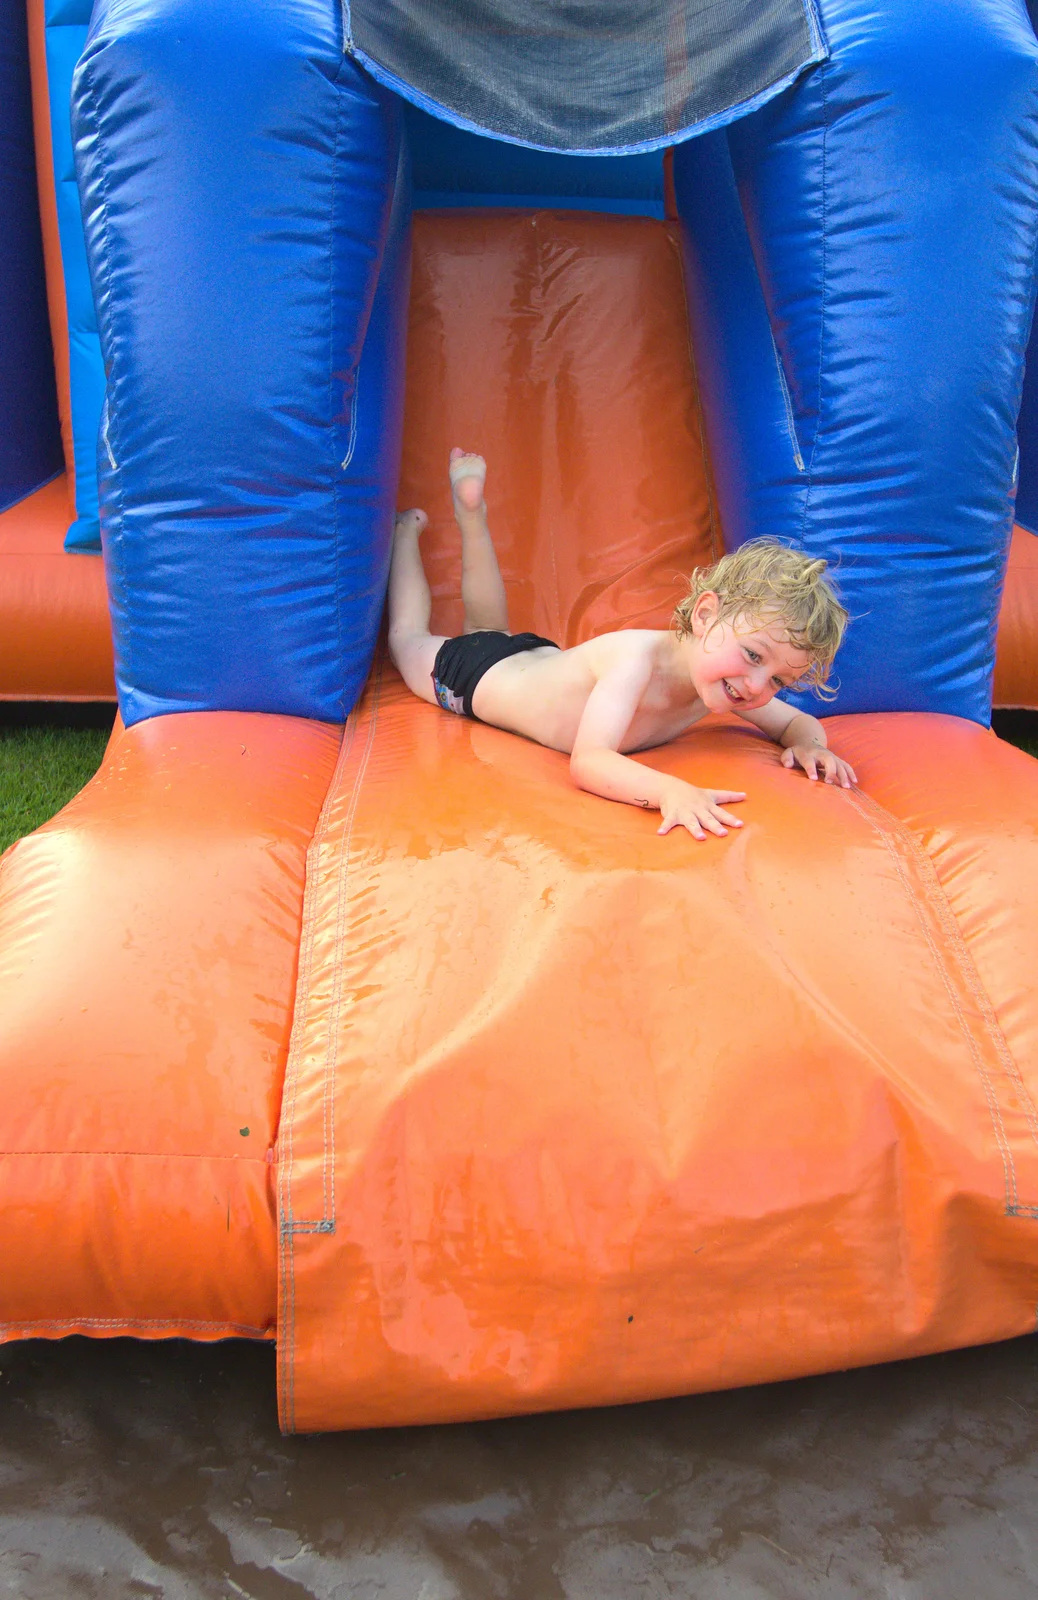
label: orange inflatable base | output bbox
[3,695,1037,1436]
[0,476,114,701]
[0,710,341,1343]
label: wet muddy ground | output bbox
[2,1335,1038,1597]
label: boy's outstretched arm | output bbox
[738,698,857,787]
[569,668,746,839]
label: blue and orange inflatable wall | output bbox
[3,0,1038,1431]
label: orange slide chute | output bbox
[0,476,112,700]
[3,213,1038,1433]
[279,677,1038,1431]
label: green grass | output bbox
[0,718,113,855]
[0,709,1036,860]
[992,711,1038,761]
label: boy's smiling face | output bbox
[683,592,814,713]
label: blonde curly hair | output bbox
[673,538,849,698]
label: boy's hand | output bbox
[657,780,746,840]
[781,743,857,787]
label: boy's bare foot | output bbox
[449,447,487,514]
[394,507,428,542]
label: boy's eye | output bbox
[744,648,761,664]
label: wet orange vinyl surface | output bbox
[0,711,341,1340]
[279,671,1038,1431]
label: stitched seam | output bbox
[0,1317,270,1335]
[341,374,360,472]
[83,56,131,679]
[0,1150,271,1161]
[799,61,829,547]
[844,789,1021,1213]
[849,784,1038,1150]
[320,652,384,1225]
[770,327,805,473]
[894,823,1038,1154]
[330,75,346,720]
[280,667,381,1431]
[277,717,355,1433]
[863,800,1036,1164]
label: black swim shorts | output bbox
[432,630,558,719]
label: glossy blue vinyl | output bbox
[0,0,63,512]
[676,0,1038,722]
[41,0,106,550]
[72,0,403,725]
[1016,308,1038,536]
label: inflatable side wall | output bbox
[0,0,62,512]
[73,0,405,725]
[676,0,1038,723]
[27,0,104,550]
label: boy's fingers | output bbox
[659,817,706,839]
[658,815,705,839]
[713,790,747,803]
[712,807,743,828]
[780,747,794,767]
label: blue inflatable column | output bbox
[676,0,1038,721]
[72,0,404,725]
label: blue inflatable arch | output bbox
[69,0,1038,727]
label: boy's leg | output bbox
[387,508,444,706]
[450,448,510,633]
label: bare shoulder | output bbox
[574,628,669,678]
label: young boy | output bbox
[389,450,854,840]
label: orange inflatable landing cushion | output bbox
[0,477,113,699]
[994,524,1038,709]
[279,683,1038,1431]
[0,711,340,1341]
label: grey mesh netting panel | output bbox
[345,0,825,155]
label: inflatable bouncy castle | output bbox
[4,0,1038,1433]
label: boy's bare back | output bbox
[467,630,706,755]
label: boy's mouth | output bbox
[722,678,744,703]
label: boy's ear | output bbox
[690,590,720,635]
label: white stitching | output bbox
[844,788,1029,1213]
